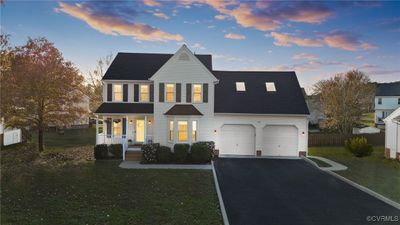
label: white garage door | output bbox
[220,125,255,155]
[263,125,298,156]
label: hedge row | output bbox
[94,144,123,160]
[141,141,214,164]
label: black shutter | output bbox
[150,84,154,102]
[203,83,208,103]
[106,118,111,137]
[107,84,112,101]
[176,83,181,102]
[186,83,191,103]
[159,83,164,102]
[122,118,127,136]
[123,84,128,102]
[134,84,139,102]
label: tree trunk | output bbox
[38,128,44,152]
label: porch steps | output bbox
[125,151,142,161]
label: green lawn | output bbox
[309,146,400,203]
[1,145,222,225]
[31,127,96,148]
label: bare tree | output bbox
[85,54,113,115]
[313,70,375,134]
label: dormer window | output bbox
[113,84,122,101]
[236,82,246,91]
[265,82,276,92]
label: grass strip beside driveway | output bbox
[309,146,400,203]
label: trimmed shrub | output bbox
[191,142,213,163]
[345,137,373,157]
[157,146,172,163]
[94,144,108,159]
[109,144,123,159]
[141,143,160,163]
[174,144,190,163]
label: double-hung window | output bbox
[113,84,122,101]
[166,83,175,102]
[193,84,202,103]
[378,98,382,105]
[140,84,149,102]
[178,121,188,142]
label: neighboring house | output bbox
[383,107,400,160]
[94,45,309,159]
[352,126,380,134]
[302,90,326,127]
[375,81,400,126]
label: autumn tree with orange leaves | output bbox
[1,37,85,151]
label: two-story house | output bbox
[375,82,400,126]
[94,45,309,160]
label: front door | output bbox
[136,119,145,143]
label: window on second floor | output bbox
[378,98,382,105]
[140,84,149,102]
[193,84,202,103]
[166,83,175,102]
[114,84,122,102]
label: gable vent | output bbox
[178,53,190,61]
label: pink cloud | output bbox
[224,32,246,40]
[56,2,183,42]
[153,12,169,20]
[230,3,280,31]
[270,31,377,51]
[270,32,323,47]
[143,0,160,7]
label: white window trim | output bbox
[265,82,276,92]
[192,84,203,103]
[140,84,150,103]
[167,118,199,144]
[113,84,123,102]
[165,83,176,103]
[236,82,246,92]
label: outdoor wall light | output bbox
[301,132,305,135]
[129,120,133,124]
[214,129,217,134]
[148,120,152,125]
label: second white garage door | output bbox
[263,125,298,156]
[220,125,255,155]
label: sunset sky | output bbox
[2,0,400,92]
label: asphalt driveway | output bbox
[214,158,400,225]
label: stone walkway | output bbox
[307,156,348,171]
[119,161,212,170]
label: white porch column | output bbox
[144,115,148,144]
[125,116,129,140]
[95,116,99,144]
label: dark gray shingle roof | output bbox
[376,82,400,96]
[164,104,203,116]
[102,53,212,80]
[213,71,309,115]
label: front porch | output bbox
[95,115,153,160]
